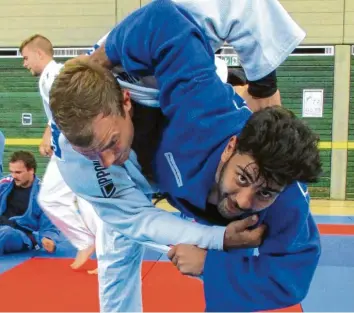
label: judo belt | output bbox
[0,216,40,250]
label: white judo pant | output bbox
[38,156,98,249]
[95,225,145,312]
[38,157,144,311]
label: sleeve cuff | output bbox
[32,231,42,247]
[209,226,226,250]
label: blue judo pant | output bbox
[0,225,30,255]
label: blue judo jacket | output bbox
[104,0,321,311]
[0,176,60,248]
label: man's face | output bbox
[21,46,42,76]
[216,152,285,220]
[73,111,134,168]
[9,161,34,188]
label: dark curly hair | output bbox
[236,106,322,186]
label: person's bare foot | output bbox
[70,245,95,270]
[41,238,56,253]
[87,268,98,275]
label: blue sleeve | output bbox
[104,0,236,118]
[0,178,12,205]
[203,185,321,311]
[0,131,4,177]
[0,181,6,193]
[35,210,61,245]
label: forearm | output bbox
[90,44,114,69]
[80,187,225,251]
[42,125,51,142]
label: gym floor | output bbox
[0,199,353,312]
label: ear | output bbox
[221,136,237,163]
[122,89,132,115]
[36,48,44,59]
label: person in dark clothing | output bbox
[0,151,60,254]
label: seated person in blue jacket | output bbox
[0,130,4,178]
[0,151,60,254]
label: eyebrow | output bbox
[236,165,256,183]
[101,136,119,152]
[236,166,283,193]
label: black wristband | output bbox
[227,68,247,86]
[247,70,278,98]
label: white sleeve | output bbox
[81,184,226,252]
[56,137,226,251]
[39,63,64,123]
[174,0,305,81]
[39,81,53,124]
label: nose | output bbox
[234,187,254,210]
[99,151,117,168]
